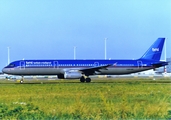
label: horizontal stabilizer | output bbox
[151,61,168,67]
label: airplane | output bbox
[2,38,168,83]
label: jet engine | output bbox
[64,72,82,79]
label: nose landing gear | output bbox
[20,76,24,84]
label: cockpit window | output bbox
[9,64,15,67]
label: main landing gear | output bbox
[80,76,91,83]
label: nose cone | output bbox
[2,68,8,74]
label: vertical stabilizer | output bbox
[140,38,165,61]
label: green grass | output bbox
[0,78,171,119]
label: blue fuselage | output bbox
[2,59,160,76]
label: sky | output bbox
[0,0,171,69]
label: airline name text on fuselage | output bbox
[26,61,52,65]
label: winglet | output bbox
[140,38,165,61]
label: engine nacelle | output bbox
[94,71,101,75]
[64,72,82,79]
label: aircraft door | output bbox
[20,61,25,70]
[54,61,58,68]
[137,61,143,68]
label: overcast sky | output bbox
[0,0,170,69]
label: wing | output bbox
[79,64,111,76]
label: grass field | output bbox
[0,78,171,119]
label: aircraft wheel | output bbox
[86,78,91,83]
[20,76,24,84]
[80,76,85,82]
[20,80,24,84]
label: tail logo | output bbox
[152,48,159,52]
